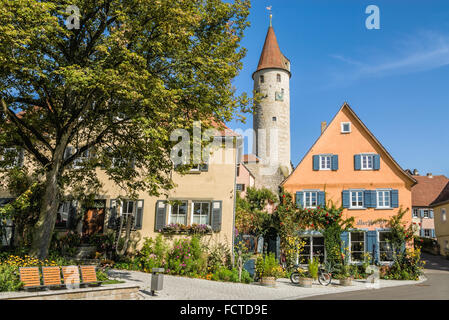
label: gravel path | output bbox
[107,269,426,300]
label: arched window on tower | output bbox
[260,75,264,83]
[277,74,281,82]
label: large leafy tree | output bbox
[0,0,250,258]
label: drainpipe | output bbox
[231,135,242,267]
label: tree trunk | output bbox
[29,167,60,259]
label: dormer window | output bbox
[260,75,264,84]
[341,122,351,133]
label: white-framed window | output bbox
[56,201,70,228]
[412,208,419,218]
[378,231,394,262]
[341,122,351,133]
[350,190,364,209]
[304,191,318,209]
[169,201,188,225]
[189,163,208,172]
[361,154,374,170]
[423,209,429,218]
[121,200,135,215]
[442,208,447,222]
[319,155,331,170]
[299,236,325,264]
[192,201,211,225]
[350,231,365,263]
[423,229,431,237]
[377,190,391,208]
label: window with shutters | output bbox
[376,190,391,208]
[319,155,331,170]
[412,208,419,218]
[361,154,374,170]
[55,201,71,228]
[350,191,364,209]
[192,201,211,225]
[379,231,394,262]
[350,231,365,262]
[423,209,429,218]
[423,229,431,237]
[304,191,318,208]
[168,201,188,225]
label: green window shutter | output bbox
[134,200,144,230]
[108,199,117,229]
[342,190,350,208]
[155,200,167,231]
[296,191,304,208]
[391,190,399,208]
[373,155,380,170]
[313,155,319,171]
[354,154,361,170]
[211,200,222,232]
[318,191,325,207]
[331,155,338,171]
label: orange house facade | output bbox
[282,103,417,265]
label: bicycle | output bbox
[289,263,332,286]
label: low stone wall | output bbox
[0,283,141,300]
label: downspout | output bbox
[231,135,242,267]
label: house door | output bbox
[82,200,106,237]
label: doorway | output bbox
[82,200,106,237]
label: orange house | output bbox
[282,103,417,265]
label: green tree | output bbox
[0,0,250,258]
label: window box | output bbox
[160,223,212,235]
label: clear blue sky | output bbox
[227,0,449,176]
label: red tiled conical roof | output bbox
[253,26,290,78]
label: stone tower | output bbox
[245,22,292,193]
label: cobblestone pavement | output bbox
[107,269,426,300]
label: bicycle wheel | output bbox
[290,272,300,284]
[318,272,332,286]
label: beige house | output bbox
[1,125,240,251]
[430,182,449,256]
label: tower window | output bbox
[277,74,281,82]
[272,117,277,121]
[260,75,264,83]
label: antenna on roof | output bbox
[266,5,272,27]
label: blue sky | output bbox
[227,0,449,176]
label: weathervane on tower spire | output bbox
[266,5,272,27]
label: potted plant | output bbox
[255,253,280,287]
[334,262,353,286]
[298,257,319,287]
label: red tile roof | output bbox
[253,26,290,78]
[430,181,449,207]
[412,175,449,207]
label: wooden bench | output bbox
[80,265,102,286]
[42,266,65,289]
[19,267,46,291]
[62,265,81,287]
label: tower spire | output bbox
[266,5,272,27]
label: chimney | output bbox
[427,173,433,178]
[321,121,327,134]
[413,169,419,176]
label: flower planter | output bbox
[339,277,352,286]
[260,277,276,287]
[298,277,313,288]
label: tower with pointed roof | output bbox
[247,20,292,193]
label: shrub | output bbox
[166,236,207,276]
[211,266,252,283]
[138,235,169,272]
[0,265,23,292]
[206,242,231,274]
